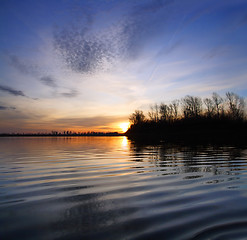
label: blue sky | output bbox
[0,0,247,133]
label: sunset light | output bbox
[119,122,129,133]
[0,0,246,134]
[1,1,247,240]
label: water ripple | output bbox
[0,137,247,239]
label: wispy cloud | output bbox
[0,106,7,110]
[0,105,16,110]
[54,115,127,128]
[0,85,26,97]
[203,45,229,59]
[0,112,127,133]
[8,55,38,75]
[40,76,57,88]
[61,89,78,98]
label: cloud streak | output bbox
[0,106,8,110]
[0,105,16,110]
[40,76,57,88]
[61,89,78,98]
[54,115,127,128]
[0,85,26,97]
[8,55,38,75]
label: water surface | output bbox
[1,137,247,239]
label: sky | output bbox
[0,0,247,133]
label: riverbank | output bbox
[126,118,247,144]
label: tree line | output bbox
[127,92,246,142]
[129,92,245,125]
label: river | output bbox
[1,136,247,239]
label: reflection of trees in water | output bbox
[129,141,247,179]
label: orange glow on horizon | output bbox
[0,119,130,134]
[119,122,129,133]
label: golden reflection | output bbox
[121,136,129,150]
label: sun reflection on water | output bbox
[121,136,129,150]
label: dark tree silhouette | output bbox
[182,95,202,118]
[212,92,224,117]
[203,97,215,117]
[148,104,159,122]
[171,99,179,119]
[226,92,245,120]
[159,103,170,121]
[126,92,247,143]
[129,110,145,125]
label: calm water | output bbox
[1,137,247,240]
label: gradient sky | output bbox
[0,0,247,133]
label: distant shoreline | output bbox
[0,132,125,137]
